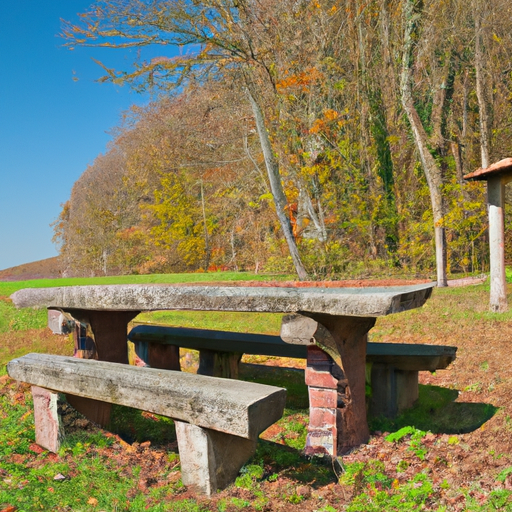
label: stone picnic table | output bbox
[10,280,435,456]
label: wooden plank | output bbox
[7,353,286,440]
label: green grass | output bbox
[0,298,48,334]
[2,271,512,510]
[0,271,294,297]
[369,384,499,435]
[136,310,283,334]
[0,271,293,335]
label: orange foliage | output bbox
[276,67,324,93]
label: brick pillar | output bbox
[305,345,343,457]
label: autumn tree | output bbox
[63,0,314,279]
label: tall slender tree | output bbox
[63,0,310,279]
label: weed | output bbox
[235,463,265,489]
[229,497,252,509]
[496,466,512,482]
[286,492,305,503]
[385,426,428,460]
[396,459,410,472]
[346,472,435,512]
[487,489,512,509]
[464,382,482,392]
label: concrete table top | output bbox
[10,282,435,318]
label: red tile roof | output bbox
[464,158,512,181]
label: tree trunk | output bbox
[199,180,211,271]
[474,9,490,169]
[400,0,447,287]
[246,89,309,281]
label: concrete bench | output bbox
[128,324,457,418]
[7,353,286,496]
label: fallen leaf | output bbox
[29,443,44,454]
[87,497,98,506]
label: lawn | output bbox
[1,273,512,510]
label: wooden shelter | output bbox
[464,158,512,312]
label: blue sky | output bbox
[0,2,156,270]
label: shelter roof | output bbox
[464,158,512,181]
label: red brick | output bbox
[307,345,332,363]
[309,407,336,429]
[309,387,337,409]
[305,367,338,388]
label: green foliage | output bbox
[496,467,512,483]
[385,427,428,460]
[345,472,435,512]
[235,464,265,489]
[0,299,47,334]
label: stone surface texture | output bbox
[31,386,62,453]
[7,353,286,440]
[10,281,435,459]
[10,282,434,317]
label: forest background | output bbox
[52,0,512,283]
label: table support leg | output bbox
[198,350,242,378]
[283,313,375,456]
[63,309,140,426]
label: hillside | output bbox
[0,256,63,282]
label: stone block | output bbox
[305,367,338,388]
[31,386,62,453]
[307,345,333,363]
[309,406,336,429]
[47,310,73,335]
[175,421,257,495]
[304,428,336,457]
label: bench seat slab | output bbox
[7,354,286,440]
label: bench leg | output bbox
[31,386,62,453]
[368,365,419,419]
[198,350,242,378]
[133,341,180,371]
[175,421,256,496]
[396,370,419,412]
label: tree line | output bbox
[53,0,512,281]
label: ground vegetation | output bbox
[1,274,512,510]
